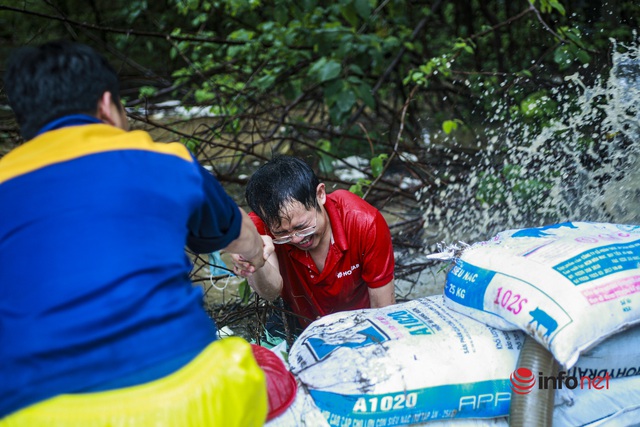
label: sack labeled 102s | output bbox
[443,222,640,368]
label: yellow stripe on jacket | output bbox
[0,337,268,427]
[0,124,193,185]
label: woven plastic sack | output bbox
[265,378,331,427]
[288,295,524,425]
[553,374,640,426]
[442,222,640,368]
[569,325,640,381]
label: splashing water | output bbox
[420,39,640,250]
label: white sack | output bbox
[289,296,523,425]
[442,222,640,368]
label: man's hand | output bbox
[229,235,274,277]
[230,234,282,301]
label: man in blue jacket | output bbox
[0,40,271,425]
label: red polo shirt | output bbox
[250,189,394,326]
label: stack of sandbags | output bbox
[440,221,640,426]
[278,294,639,426]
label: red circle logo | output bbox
[510,367,536,394]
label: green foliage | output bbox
[519,91,557,121]
[552,28,593,71]
[405,55,451,87]
[181,137,200,153]
[316,139,333,174]
[476,164,554,209]
[370,153,388,178]
[349,178,372,197]
[237,278,252,305]
[529,0,566,16]
[139,86,158,99]
[161,0,413,131]
[404,38,475,87]
[308,57,342,83]
[442,119,463,134]
[348,153,389,197]
[2,0,639,188]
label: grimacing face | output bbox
[270,184,329,251]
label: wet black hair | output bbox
[246,155,320,229]
[4,39,122,140]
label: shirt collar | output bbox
[323,192,348,251]
[35,114,103,137]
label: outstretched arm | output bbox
[369,279,396,308]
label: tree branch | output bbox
[0,5,247,45]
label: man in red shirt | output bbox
[232,155,396,329]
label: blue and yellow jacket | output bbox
[0,118,241,417]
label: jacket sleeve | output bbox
[186,161,242,253]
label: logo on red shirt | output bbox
[337,264,360,278]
